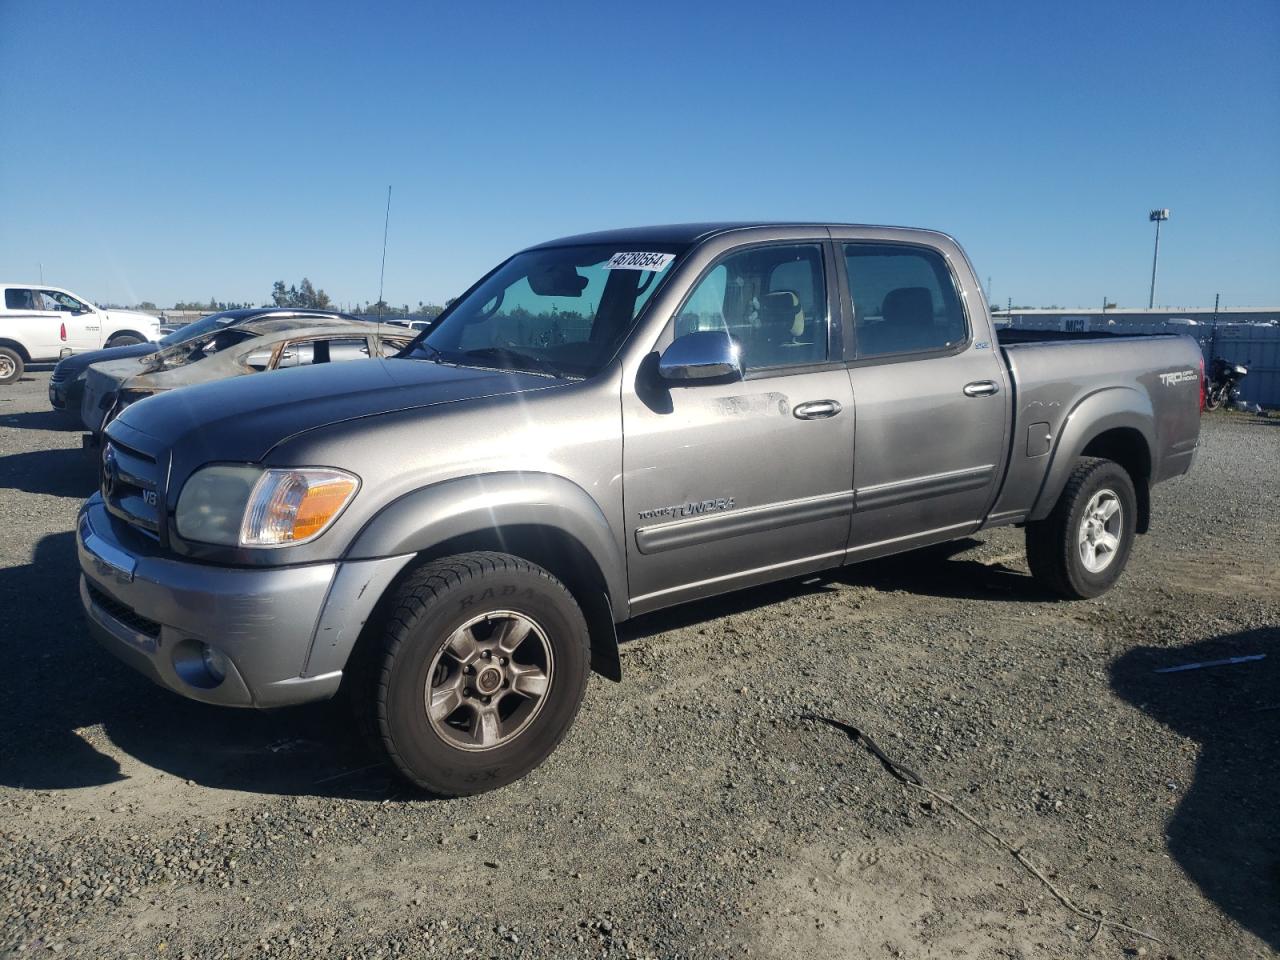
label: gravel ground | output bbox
[1,369,1277,959]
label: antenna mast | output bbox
[377,185,392,320]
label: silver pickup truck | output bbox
[78,223,1202,795]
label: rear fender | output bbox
[1028,388,1155,523]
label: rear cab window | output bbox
[4,288,38,311]
[843,243,968,359]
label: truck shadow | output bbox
[0,448,100,498]
[2,533,1049,802]
[0,532,400,801]
[0,409,82,431]
[622,539,1050,642]
[832,539,1057,602]
[1111,630,1280,951]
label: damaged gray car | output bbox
[80,316,413,437]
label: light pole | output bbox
[1148,208,1170,309]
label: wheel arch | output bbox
[0,339,33,364]
[1029,388,1156,531]
[106,330,148,346]
[345,473,628,680]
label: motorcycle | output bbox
[1204,357,1249,411]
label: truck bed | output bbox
[984,332,1203,528]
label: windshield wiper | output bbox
[452,347,571,379]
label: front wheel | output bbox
[1026,457,1137,599]
[107,334,145,348]
[360,552,590,796]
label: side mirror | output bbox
[658,330,744,382]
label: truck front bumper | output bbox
[77,497,413,708]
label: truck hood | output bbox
[57,341,158,377]
[110,357,566,464]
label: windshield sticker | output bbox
[605,252,675,272]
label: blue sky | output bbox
[1,0,1277,310]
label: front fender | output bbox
[345,471,629,623]
[1028,387,1155,522]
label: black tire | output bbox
[107,334,144,348]
[360,551,590,796]
[1204,385,1225,411]
[1025,457,1137,599]
[0,347,23,385]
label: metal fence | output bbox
[997,315,1280,408]
[1206,323,1280,408]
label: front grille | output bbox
[86,582,161,639]
[101,439,162,535]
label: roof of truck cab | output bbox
[525,222,946,249]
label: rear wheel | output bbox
[107,334,144,348]
[0,347,23,385]
[361,551,590,796]
[1205,385,1226,411]
[1026,457,1137,599]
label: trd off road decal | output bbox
[1158,369,1198,386]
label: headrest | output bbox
[882,287,934,326]
[760,290,804,338]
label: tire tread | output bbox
[1026,457,1130,599]
[362,551,588,795]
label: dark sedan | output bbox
[48,307,364,416]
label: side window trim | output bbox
[663,238,837,375]
[837,240,973,365]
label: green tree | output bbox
[271,278,332,309]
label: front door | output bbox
[622,240,855,614]
[39,289,97,352]
[836,240,1009,559]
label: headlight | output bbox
[175,465,359,547]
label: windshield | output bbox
[403,244,683,378]
[158,311,242,346]
[144,328,257,371]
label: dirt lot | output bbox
[1,369,1277,959]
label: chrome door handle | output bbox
[793,399,843,420]
[963,380,999,398]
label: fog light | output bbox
[201,643,229,684]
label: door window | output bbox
[38,290,90,313]
[4,288,38,311]
[675,244,828,371]
[275,337,370,368]
[843,244,967,358]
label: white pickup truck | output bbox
[0,284,162,384]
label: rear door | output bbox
[3,287,64,358]
[621,239,856,613]
[834,237,1009,559]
